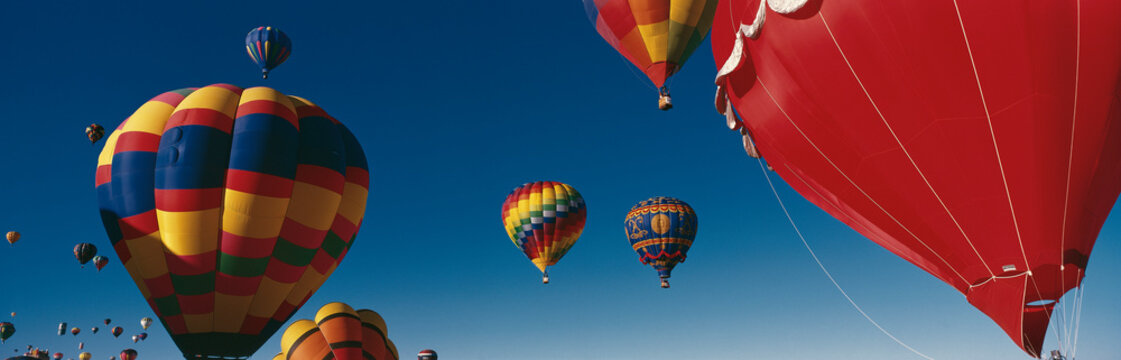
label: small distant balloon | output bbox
[57,323,65,336]
[92,256,109,272]
[77,352,90,360]
[138,318,150,331]
[90,327,98,334]
[102,319,110,326]
[73,244,97,266]
[0,322,13,343]
[135,333,145,341]
[4,232,18,245]
[110,327,122,338]
[245,26,291,79]
[118,349,136,360]
[418,349,437,360]
[129,336,137,344]
[77,342,83,350]
[52,353,62,360]
[70,328,79,336]
[85,124,105,144]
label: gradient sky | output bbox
[1,1,1119,359]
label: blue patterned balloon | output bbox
[245,26,292,79]
[624,197,698,288]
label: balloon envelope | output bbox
[92,256,109,272]
[118,349,136,360]
[624,197,698,287]
[5,232,18,245]
[500,181,587,282]
[582,0,719,89]
[245,27,291,79]
[0,322,13,343]
[96,85,369,358]
[73,243,96,265]
[277,303,395,360]
[711,0,1121,356]
[86,124,105,144]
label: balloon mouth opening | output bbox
[1026,299,1057,307]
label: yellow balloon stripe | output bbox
[158,208,221,255]
[286,183,343,230]
[175,85,241,114]
[221,190,290,238]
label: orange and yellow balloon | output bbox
[275,302,398,360]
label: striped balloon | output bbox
[624,197,697,288]
[73,243,97,265]
[245,26,292,79]
[277,303,397,360]
[501,181,587,284]
[582,0,719,102]
[95,84,369,359]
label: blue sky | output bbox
[1,1,1118,359]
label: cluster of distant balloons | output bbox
[3,312,151,360]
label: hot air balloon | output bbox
[90,328,97,335]
[0,322,13,343]
[92,256,108,272]
[418,349,437,360]
[500,181,587,284]
[95,84,369,359]
[117,350,135,360]
[136,334,145,341]
[109,328,121,338]
[86,124,105,144]
[582,0,719,110]
[57,323,65,336]
[73,243,96,266]
[69,328,79,336]
[137,319,149,331]
[624,197,698,288]
[245,27,291,79]
[77,353,89,360]
[77,343,82,350]
[103,320,110,326]
[711,0,1121,357]
[5,232,17,245]
[52,353,61,360]
[276,303,397,360]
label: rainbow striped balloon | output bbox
[501,181,587,283]
[624,197,697,288]
[582,0,718,89]
[95,84,368,359]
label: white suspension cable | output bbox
[754,157,935,360]
[1070,282,1086,359]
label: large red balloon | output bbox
[712,0,1121,357]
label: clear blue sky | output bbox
[1,1,1118,359]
